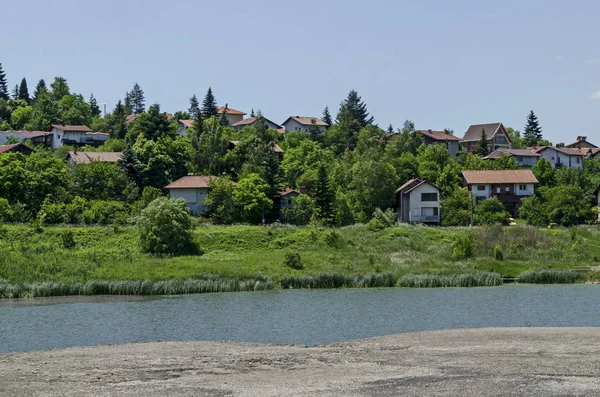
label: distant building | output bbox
[281,116,328,133]
[395,178,440,224]
[50,125,109,149]
[418,129,461,156]
[461,123,511,153]
[0,131,52,146]
[67,151,122,165]
[231,116,282,131]
[462,169,538,216]
[565,136,597,149]
[177,119,194,136]
[483,148,541,167]
[0,143,34,156]
[165,175,235,215]
[228,140,284,153]
[533,146,585,169]
[217,107,246,126]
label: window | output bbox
[496,135,507,144]
[577,157,581,164]
[505,187,510,192]
[519,184,527,191]
[496,188,501,194]
[433,207,438,216]
[477,185,485,191]
[421,192,438,201]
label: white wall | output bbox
[168,188,209,214]
[283,119,325,133]
[177,125,189,137]
[407,183,440,223]
[538,149,583,169]
[514,183,535,196]
[471,184,491,198]
[514,156,539,167]
[0,132,37,144]
[226,114,244,126]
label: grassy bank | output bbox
[0,223,598,295]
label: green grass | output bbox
[517,269,583,284]
[398,272,503,288]
[0,223,598,295]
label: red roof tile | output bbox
[217,107,246,116]
[51,125,93,132]
[68,151,122,164]
[418,130,461,141]
[283,116,328,127]
[484,149,541,159]
[462,170,538,184]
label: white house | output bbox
[461,123,511,153]
[0,130,52,146]
[281,116,328,133]
[217,106,246,126]
[165,175,235,214]
[177,120,194,136]
[231,116,283,132]
[462,170,538,216]
[50,125,109,149]
[533,146,585,169]
[396,178,440,224]
[483,148,541,167]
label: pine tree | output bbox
[18,78,29,103]
[322,106,332,127]
[335,90,374,128]
[188,94,200,118]
[130,83,145,114]
[124,91,133,114]
[88,93,101,117]
[190,110,204,170]
[523,110,543,147]
[11,84,19,99]
[109,100,127,139]
[219,103,230,127]
[250,108,256,117]
[50,76,70,100]
[312,163,335,224]
[476,129,490,156]
[387,124,394,134]
[0,63,8,100]
[32,79,46,103]
[201,87,218,118]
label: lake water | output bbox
[1,285,599,353]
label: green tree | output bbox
[523,110,543,147]
[311,163,335,224]
[334,90,374,150]
[201,87,218,118]
[232,173,273,223]
[11,84,19,99]
[0,63,8,100]
[127,103,173,142]
[440,187,471,226]
[18,78,29,104]
[281,194,315,225]
[188,94,200,118]
[521,185,594,226]
[474,197,510,225]
[475,128,490,156]
[322,106,332,127]
[189,117,229,175]
[532,158,556,187]
[136,197,194,255]
[11,106,33,129]
[505,127,523,149]
[89,93,101,117]
[26,90,59,131]
[219,103,230,127]
[50,76,70,101]
[108,100,127,139]
[32,79,47,103]
[129,83,145,114]
[204,176,237,224]
[57,94,92,125]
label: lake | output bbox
[1,284,599,353]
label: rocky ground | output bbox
[1,328,599,396]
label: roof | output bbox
[68,151,122,164]
[534,146,587,156]
[462,170,538,184]
[180,119,194,128]
[395,178,438,194]
[0,130,52,138]
[51,125,93,132]
[229,140,284,153]
[566,136,597,148]
[277,188,299,196]
[217,107,246,116]
[484,148,541,159]
[231,117,283,129]
[461,123,506,142]
[85,131,109,136]
[165,175,236,189]
[418,129,461,142]
[282,116,328,127]
[0,143,32,154]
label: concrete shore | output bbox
[1,328,599,396]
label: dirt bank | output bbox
[1,328,599,396]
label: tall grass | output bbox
[0,274,275,299]
[517,269,583,284]
[281,273,395,289]
[399,272,503,288]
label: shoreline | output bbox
[2,328,599,396]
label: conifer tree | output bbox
[475,129,490,156]
[387,124,394,134]
[50,76,70,101]
[219,103,230,127]
[201,87,218,118]
[312,163,335,224]
[250,108,256,117]
[0,63,8,100]
[523,110,543,147]
[32,79,47,103]
[336,90,374,128]
[130,83,145,114]
[109,100,127,139]
[11,84,19,99]
[322,106,332,127]
[124,91,133,114]
[18,78,29,103]
[188,94,200,118]
[89,93,101,117]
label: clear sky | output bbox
[2,0,600,142]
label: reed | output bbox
[517,269,583,284]
[398,272,503,288]
[280,273,395,289]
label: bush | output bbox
[518,269,582,284]
[60,230,76,249]
[451,233,474,260]
[281,194,314,225]
[284,252,303,270]
[399,272,503,287]
[0,198,13,222]
[137,197,195,255]
[37,199,66,224]
[494,246,503,261]
[474,197,510,225]
[367,208,396,231]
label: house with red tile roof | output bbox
[418,129,461,156]
[483,148,541,167]
[395,178,440,224]
[282,116,328,134]
[165,175,235,214]
[462,170,538,216]
[49,125,109,149]
[217,106,246,126]
[0,143,33,156]
[533,146,585,169]
[231,116,282,131]
[565,136,597,149]
[67,151,122,164]
[0,131,52,146]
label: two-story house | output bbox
[217,106,246,126]
[165,175,236,215]
[281,117,328,133]
[396,178,440,224]
[461,123,511,153]
[483,148,541,167]
[177,119,194,136]
[0,130,52,146]
[533,146,585,169]
[418,129,461,156]
[462,169,538,216]
[50,125,109,149]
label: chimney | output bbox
[428,129,432,134]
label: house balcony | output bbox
[422,216,440,223]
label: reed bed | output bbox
[280,273,395,289]
[517,269,583,284]
[398,272,503,288]
[0,274,275,299]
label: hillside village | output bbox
[0,68,599,228]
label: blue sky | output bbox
[2,0,600,142]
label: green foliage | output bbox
[523,110,543,147]
[201,87,218,118]
[281,194,314,225]
[518,269,582,284]
[0,198,13,222]
[451,233,474,260]
[0,63,8,100]
[60,230,76,249]
[322,106,332,127]
[367,208,396,231]
[441,188,471,226]
[311,163,335,224]
[232,173,273,224]
[136,197,195,255]
[474,197,510,225]
[399,272,502,287]
[281,273,394,289]
[475,129,490,156]
[520,185,594,226]
[204,177,237,224]
[284,252,303,270]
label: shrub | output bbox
[474,197,510,225]
[0,198,13,222]
[399,272,503,288]
[324,230,345,248]
[60,230,76,249]
[494,246,503,261]
[284,252,303,270]
[518,269,582,284]
[451,233,474,260]
[37,199,66,224]
[281,194,314,225]
[137,197,195,255]
[280,273,394,289]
